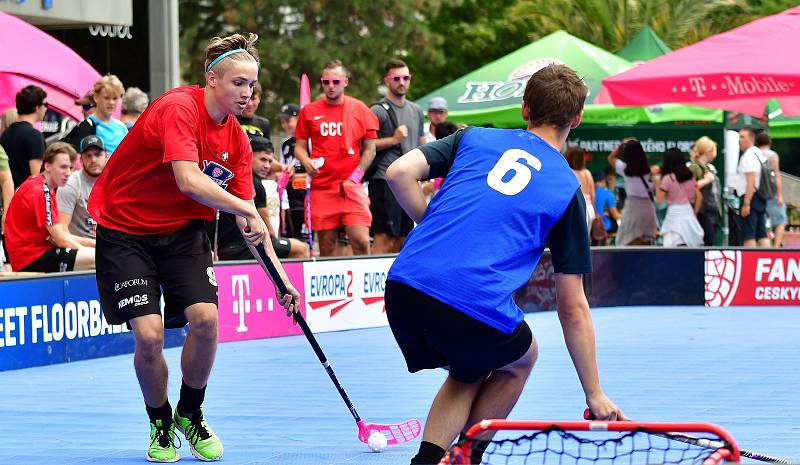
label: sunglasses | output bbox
[387,74,412,82]
[321,78,345,86]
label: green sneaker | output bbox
[147,419,180,462]
[174,409,223,461]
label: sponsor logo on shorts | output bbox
[118,294,150,309]
[114,278,149,292]
[207,267,218,287]
[202,160,234,190]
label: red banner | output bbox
[705,250,800,306]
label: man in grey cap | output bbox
[424,96,449,143]
[57,134,108,245]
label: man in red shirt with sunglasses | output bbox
[370,58,425,253]
[294,59,379,256]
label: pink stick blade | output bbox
[357,419,422,446]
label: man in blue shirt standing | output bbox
[385,64,626,465]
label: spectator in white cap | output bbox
[424,96,449,143]
[57,135,108,245]
[121,87,149,129]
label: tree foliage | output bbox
[179,0,438,118]
[178,0,798,117]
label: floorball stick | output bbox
[251,239,421,445]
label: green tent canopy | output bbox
[617,26,671,62]
[417,30,721,128]
[767,99,800,139]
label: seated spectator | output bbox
[278,103,306,240]
[209,137,308,260]
[4,142,95,272]
[655,148,704,247]
[57,135,108,245]
[63,75,128,155]
[1,85,47,189]
[253,137,308,258]
[236,81,270,138]
[593,170,620,245]
[120,87,149,129]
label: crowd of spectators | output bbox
[0,60,790,273]
[574,128,786,248]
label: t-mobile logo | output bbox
[231,274,273,332]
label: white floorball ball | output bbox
[368,431,388,452]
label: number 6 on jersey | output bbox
[486,148,542,195]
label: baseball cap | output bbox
[592,170,606,182]
[428,97,448,111]
[249,135,274,154]
[75,90,95,107]
[278,103,300,118]
[80,135,105,152]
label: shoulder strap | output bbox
[380,99,399,130]
[639,175,655,203]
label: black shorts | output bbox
[218,237,291,261]
[95,220,217,329]
[20,247,78,273]
[369,179,414,237]
[739,195,768,241]
[385,280,532,384]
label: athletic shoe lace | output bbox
[185,414,212,443]
[153,421,181,449]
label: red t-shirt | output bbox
[5,176,59,270]
[88,85,255,235]
[295,96,378,189]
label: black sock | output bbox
[176,380,206,417]
[145,400,172,424]
[410,441,446,465]
[458,433,489,464]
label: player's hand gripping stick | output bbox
[248,235,422,447]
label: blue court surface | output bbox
[0,305,798,464]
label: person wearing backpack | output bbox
[734,127,770,247]
[756,132,785,247]
[369,58,426,253]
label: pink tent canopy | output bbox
[598,6,800,117]
[0,11,100,121]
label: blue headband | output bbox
[206,49,248,73]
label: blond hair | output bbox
[93,74,125,97]
[1,108,17,133]
[204,33,259,76]
[694,136,717,159]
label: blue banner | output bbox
[0,273,185,371]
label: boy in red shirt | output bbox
[294,59,379,256]
[5,142,95,272]
[88,33,300,462]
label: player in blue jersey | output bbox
[384,64,627,465]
